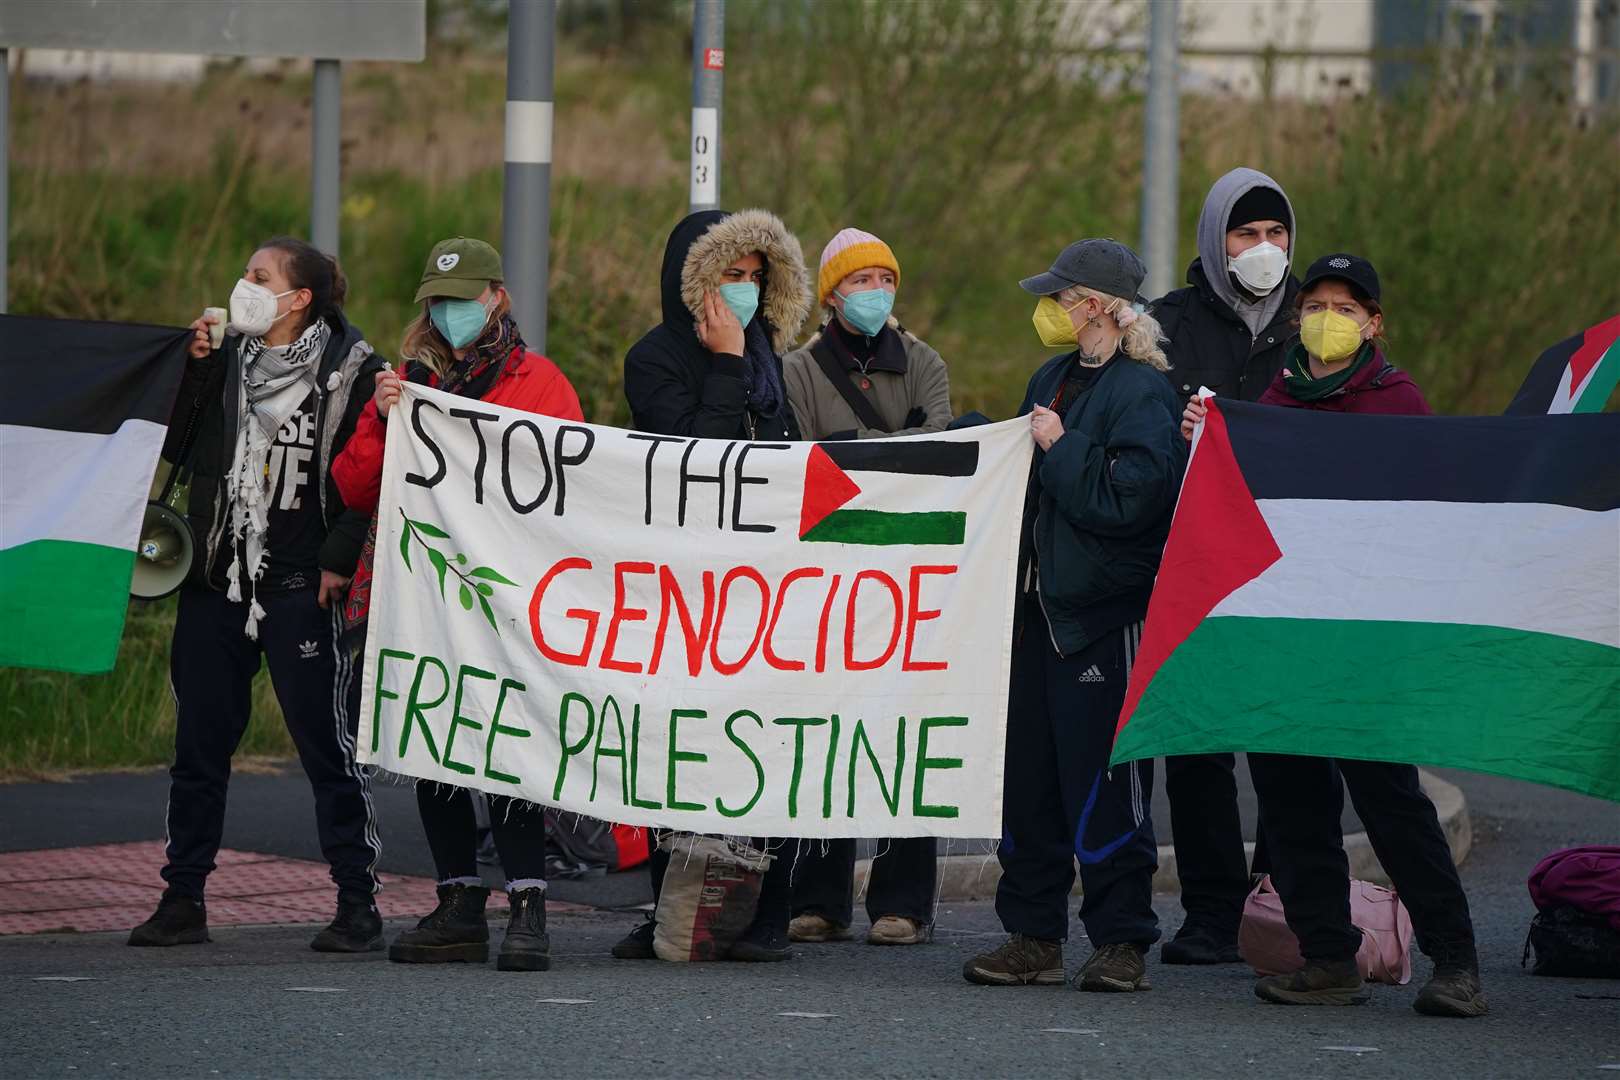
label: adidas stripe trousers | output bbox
[161,584,380,900]
[994,595,1160,947]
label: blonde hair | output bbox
[400,284,510,376]
[1057,284,1169,372]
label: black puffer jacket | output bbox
[623,209,811,441]
[1153,259,1300,404]
[160,309,386,589]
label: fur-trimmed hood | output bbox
[663,208,812,354]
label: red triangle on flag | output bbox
[800,444,863,538]
[1114,399,1282,742]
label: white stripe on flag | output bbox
[0,420,166,552]
[1213,499,1620,648]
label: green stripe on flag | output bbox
[1573,336,1620,413]
[0,539,138,674]
[800,509,966,546]
[1112,615,1620,802]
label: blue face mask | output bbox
[717,282,760,328]
[429,297,493,350]
[835,287,895,337]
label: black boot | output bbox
[311,891,384,953]
[388,883,490,964]
[1160,921,1242,965]
[128,889,210,947]
[729,916,793,962]
[612,916,656,960]
[1414,938,1488,1018]
[497,887,553,972]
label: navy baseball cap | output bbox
[1300,253,1381,303]
[1019,238,1148,304]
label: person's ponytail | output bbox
[1057,285,1170,371]
[259,235,346,332]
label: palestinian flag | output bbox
[799,440,978,545]
[1506,314,1620,415]
[1,316,189,674]
[1111,398,1620,803]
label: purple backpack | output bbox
[1524,846,1620,978]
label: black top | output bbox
[1152,258,1300,404]
[622,211,800,441]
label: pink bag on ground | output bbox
[1239,874,1415,985]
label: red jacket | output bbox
[1258,345,1432,416]
[333,346,585,513]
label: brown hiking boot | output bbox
[962,933,1063,986]
[1255,959,1369,1006]
[1414,939,1488,1017]
[1074,943,1151,992]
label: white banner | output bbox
[357,384,1032,837]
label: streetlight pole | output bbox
[503,0,556,348]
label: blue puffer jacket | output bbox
[1015,350,1186,657]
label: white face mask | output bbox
[228,278,297,338]
[1227,241,1288,296]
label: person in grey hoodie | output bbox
[1149,168,1302,966]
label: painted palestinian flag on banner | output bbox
[1111,398,1620,802]
[0,316,189,674]
[1505,313,1620,415]
[799,440,979,545]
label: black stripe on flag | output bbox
[818,440,979,476]
[1221,399,1620,512]
[1504,330,1580,416]
[0,315,193,434]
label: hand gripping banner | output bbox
[357,385,1033,837]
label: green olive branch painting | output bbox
[396,510,519,634]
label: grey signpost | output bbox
[311,59,342,258]
[689,0,724,212]
[1140,0,1181,302]
[0,0,425,306]
[502,0,556,351]
[1,46,8,313]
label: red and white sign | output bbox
[703,48,725,70]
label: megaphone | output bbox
[131,500,195,600]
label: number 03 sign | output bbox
[690,107,718,207]
[356,385,1032,838]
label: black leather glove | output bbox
[903,406,928,428]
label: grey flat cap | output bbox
[1019,238,1148,304]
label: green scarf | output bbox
[1282,340,1376,403]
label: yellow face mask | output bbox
[1032,296,1082,349]
[1300,309,1369,364]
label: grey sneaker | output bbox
[1074,942,1151,992]
[962,933,1063,986]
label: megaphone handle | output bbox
[157,391,207,505]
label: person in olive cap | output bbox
[962,239,1184,994]
[332,236,585,973]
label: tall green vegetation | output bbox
[3,1,1616,775]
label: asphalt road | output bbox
[2,770,1617,1078]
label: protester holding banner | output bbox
[129,237,388,954]
[1151,167,1300,967]
[331,236,584,972]
[617,208,812,962]
[1182,254,1486,1017]
[779,227,949,947]
[963,239,1182,992]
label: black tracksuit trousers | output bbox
[1249,753,1475,962]
[995,598,1160,947]
[791,836,937,926]
[162,584,380,900]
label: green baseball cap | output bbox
[414,237,504,303]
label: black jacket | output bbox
[1153,258,1300,403]
[622,211,800,441]
[160,309,387,589]
[1016,352,1186,657]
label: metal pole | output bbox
[1,47,9,314]
[311,58,341,257]
[689,0,724,212]
[503,0,555,349]
[1140,0,1179,302]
